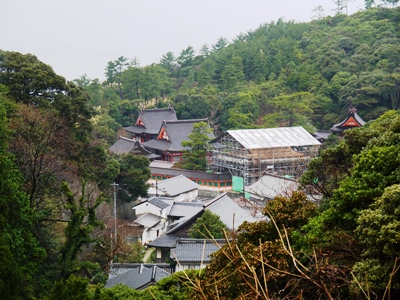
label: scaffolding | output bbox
[207,127,321,185]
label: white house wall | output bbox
[175,262,208,272]
[134,203,170,218]
[173,190,198,202]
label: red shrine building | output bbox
[123,107,178,143]
[330,107,366,134]
[142,119,214,163]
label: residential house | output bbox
[142,118,214,162]
[131,197,174,244]
[132,197,174,219]
[147,193,259,263]
[148,174,200,202]
[170,238,226,272]
[123,107,177,142]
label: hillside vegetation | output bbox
[77,7,399,138]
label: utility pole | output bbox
[111,182,119,243]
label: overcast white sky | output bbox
[1,0,365,81]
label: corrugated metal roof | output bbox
[227,127,320,149]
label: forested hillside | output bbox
[0,5,399,300]
[77,7,399,139]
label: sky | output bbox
[1,0,366,82]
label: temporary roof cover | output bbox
[227,126,320,149]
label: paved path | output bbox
[143,247,155,263]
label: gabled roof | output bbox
[142,119,214,152]
[213,127,320,150]
[205,193,258,230]
[170,238,226,263]
[156,175,199,197]
[168,202,204,218]
[134,213,162,228]
[106,264,170,290]
[330,107,366,133]
[146,234,179,248]
[148,197,172,209]
[124,107,177,135]
[246,174,299,200]
[312,130,331,142]
[166,210,203,235]
[131,196,174,211]
[108,137,161,159]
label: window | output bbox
[227,182,232,186]
[220,182,226,187]
[151,175,156,179]
[198,181,202,185]
[157,176,161,180]
[213,182,218,187]
[208,182,212,186]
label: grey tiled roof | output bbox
[163,119,214,152]
[168,202,204,218]
[166,211,202,235]
[142,139,172,151]
[142,119,214,152]
[170,239,226,263]
[146,234,179,248]
[124,107,177,135]
[157,175,199,197]
[312,130,331,141]
[148,198,170,209]
[109,137,137,154]
[108,137,160,159]
[106,265,170,290]
[205,193,258,230]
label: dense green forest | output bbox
[0,5,399,299]
[76,6,399,138]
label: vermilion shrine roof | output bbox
[330,107,365,133]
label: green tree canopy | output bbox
[188,210,227,239]
[181,121,213,171]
